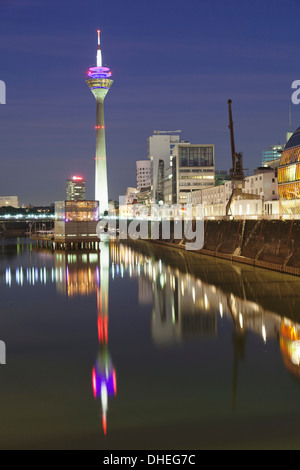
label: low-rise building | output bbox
[55,200,99,242]
[125,187,139,205]
[0,196,19,208]
[190,168,279,219]
[137,186,151,207]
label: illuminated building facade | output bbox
[55,200,99,242]
[278,127,300,215]
[172,143,215,205]
[86,31,113,215]
[66,176,86,201]
[190,168,279,218]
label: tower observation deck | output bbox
[86,30,113,215]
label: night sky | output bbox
[1,0,300,205]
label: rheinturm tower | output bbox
[86,30,113,215]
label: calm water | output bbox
[1,238,300,449]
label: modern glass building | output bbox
[278,127,300,214]
[55,200,99,243]
[66,176,86,201]
[262,145,283,167]
[172,143,215,204]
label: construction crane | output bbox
[228,99,244,182]
[226,99,245,216]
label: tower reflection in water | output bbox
[55,242,117,436]
[92,242,117,436]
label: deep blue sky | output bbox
[1,0,300,205]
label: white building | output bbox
[125,187,139,205]
[0,196,19,208]
[190,168,280,218]
[172,143,215,205]
[148,130,185,203]
[136,160,151,191]
[244,168,278,201]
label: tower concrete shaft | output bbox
[86,31,113,215]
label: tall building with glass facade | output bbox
[262,145,283,167]
[66,176,86,201]
[171,143,215,204]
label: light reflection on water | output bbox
[2,238,300,449]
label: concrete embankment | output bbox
[144,219,300,277]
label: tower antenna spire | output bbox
[97,29,102,67]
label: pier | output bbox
[31,233,101,251]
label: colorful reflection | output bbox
[280,320,300,377]
[92,349,117,436]
[4,239,300,406]
[92,241,117,435]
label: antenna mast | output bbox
[97,29,102,67]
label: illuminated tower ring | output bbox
[86,30,113,215]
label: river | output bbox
[1,237,300,449]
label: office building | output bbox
[136,160,151,192]
[148,130,185,203]
[86,30,113,215]
[172,143,215,204]
[66,176,86,201]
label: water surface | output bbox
[1,238,300,449]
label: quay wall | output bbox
[28,217,300,277]
[199,219,300,276]
[119,219,300,277]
